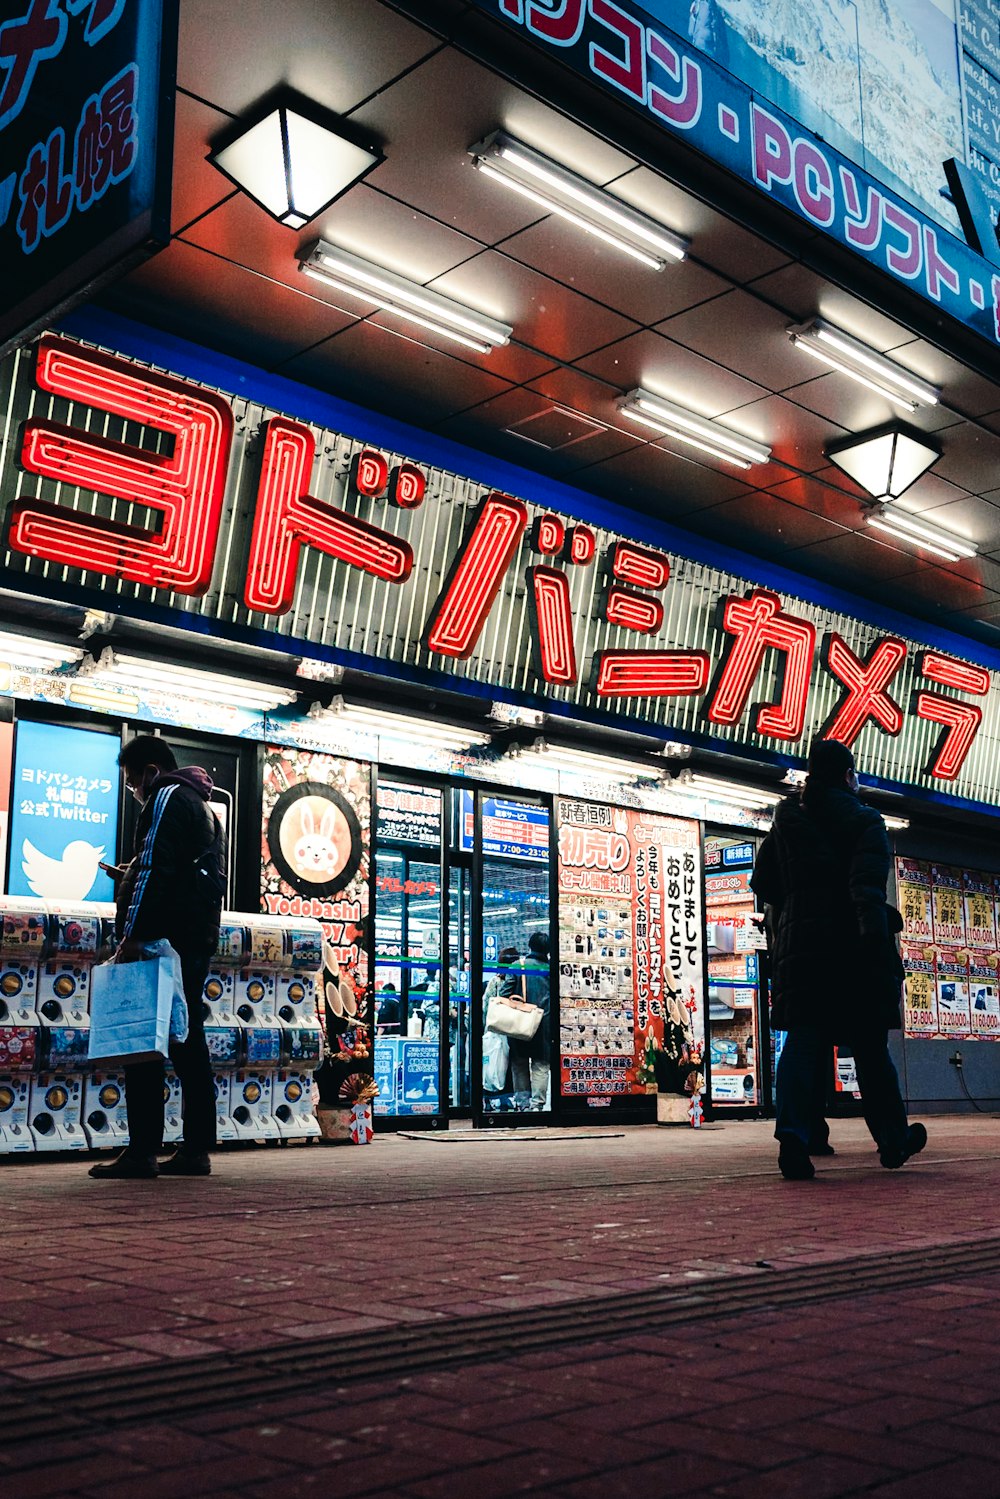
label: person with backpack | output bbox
[751,739,926,1181]
[89,735,226,1180]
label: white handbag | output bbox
[485,993,543,1040]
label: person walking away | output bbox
[751,739,925,1181]
[89,735,225,1180]
[503,931,550,1112]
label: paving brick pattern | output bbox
[3,1116,1000,1496]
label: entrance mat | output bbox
[396,1129,626,1142]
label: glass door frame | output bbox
[372,768,557,1129]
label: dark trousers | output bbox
[775,1024,908,1156]
[124,950,217,1156]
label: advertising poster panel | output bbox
[556,799,703,1103]
[8,720,118,902]
[936,948,973,1038]
[931,865,967,947]
[968,951,1000,1038]
[261,745,371,1090]
[902,942,939,1036]
[964,869,997,950]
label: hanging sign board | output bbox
[0,0,175,357]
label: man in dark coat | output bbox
[89,736,225,1180]
[751,739,926,1180]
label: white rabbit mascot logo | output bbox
[268,781,364,898]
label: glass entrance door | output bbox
[460,789,554,1123]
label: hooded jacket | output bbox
[750,786,903,1035]
[116,767,226,956]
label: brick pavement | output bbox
[3,1115,1000,1496]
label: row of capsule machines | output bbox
[0,898,325,1153]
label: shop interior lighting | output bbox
[0,631,83,671]
[309,698,491,750]
[301,240,513,353]
[673,769,781,808]
[864,506,977,562]
[295,659,344,684]
[883,814,910,831]
[69,681,139,715]
[825,421,942,502]
[79,649,298,711]
[509,737,665,783]
[618,389,771,468]
[209,102,381,228]
[469,132,688,270]
[788,320,940,411]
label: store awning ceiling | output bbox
[92,0,1000,649]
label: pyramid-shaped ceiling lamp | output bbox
[825,421,942,502]
[209,102,382,229]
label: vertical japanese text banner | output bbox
[556,798,703,1101]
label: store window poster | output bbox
[8,721,119,902]
[901,942,938,1037]
[896,859,932,942]
[931,865,966,947]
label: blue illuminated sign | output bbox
[8,720,119,902]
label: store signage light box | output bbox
[0,0,175,357]
[476,0,1000,351]
[1,333,999,807]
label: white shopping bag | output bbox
[88,951,180,1066]
[482,1028,509,1092]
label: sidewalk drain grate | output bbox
[3,1233,1000,1442]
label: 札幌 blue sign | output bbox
[8,720,119,902]
[0,0,176,356]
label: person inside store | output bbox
[89,735,225,1180]
[375,982,401,1035]
[502,931,551,1112]
[751,738,926,1181]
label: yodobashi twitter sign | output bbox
[9,723,119,903]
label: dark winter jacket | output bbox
[502,956,550,1060]
[751,787,903,1035]
[116,767,226,956]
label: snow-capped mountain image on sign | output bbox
[21,839,106,901]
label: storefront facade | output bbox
[3,0,1000,1141]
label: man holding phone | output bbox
[89,735,226,1180]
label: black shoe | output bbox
[89,1150,158,1180]
[880,1122,927,1170]
[778,1135,815,1181]
[808,1140,836,1157]
[159,1149,211,1177]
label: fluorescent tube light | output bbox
[618,389,771,468]
[789,320,939,411]
[509,737,664,782]
[674,770,780,808]
[470,132,688,270]
[883,815,910,831]
[865,508,977,562]
[301,240,512,353]
[69,681,139,714]
[81,648,297,711]
[311,698,491,750]
[0,632,83,671]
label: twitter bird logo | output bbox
[21,839,106,900]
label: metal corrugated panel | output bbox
[0,338,996,803]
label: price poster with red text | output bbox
[964,871,997,951]
[931,865,966,947]
[556,799,703,1101]
[901,942,939,1037]
[968,952,1000,1040]
[896,859,933,942]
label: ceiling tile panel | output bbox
[575,329,768,418]
[930,424,1000,493]
[279,321,514,426]
[579,442,751,520]
[432,390,639,474]
[347,49,636,249]
[780,372,963,436]
[108,242,359,367]
[682,491,849,557]
[888,562,1000,613]
[896,495,1000,553]
[745,263,921,351]
[172,93,236,234]
[656,289,808,390]
[178,0,438,117]
[498,218,728,326]
[882,338,1000,419]
[766,474,866,530]
[428,251,641,362]
[724,393,846,473]
[792,530,929,585]
[608,167,792,284]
